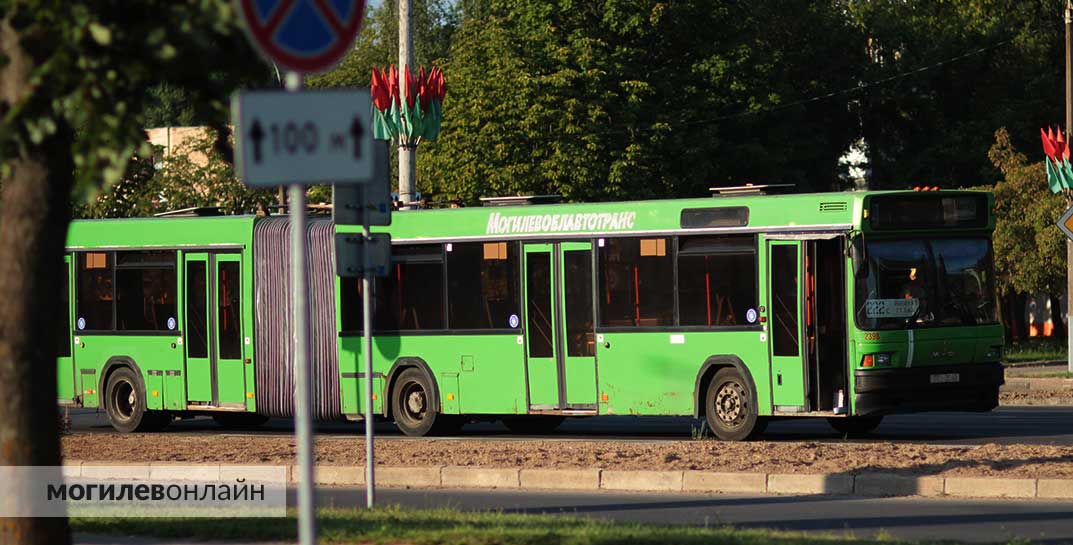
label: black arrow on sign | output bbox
[350,116,364,159]
[249,119,265,163]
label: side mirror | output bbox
[849,236,868,279]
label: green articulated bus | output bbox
[58,188,1004,440]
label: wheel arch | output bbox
[693,355,759,418]
[98,356,146,401]
[384,357,441,419]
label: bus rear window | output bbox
[869,195,987,230]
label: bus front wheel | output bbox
[704,368,763,441]
[827,416,883,436]
[104,367,167,433]
[391,368,458,436]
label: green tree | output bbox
[147,129,276,215]
[417,0,866,204]
[849,0,1064,188]
[987,128,1066,298]
[309,0,458,89]
[0,3,263,543]
[144,83,198,128]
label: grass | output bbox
[72,505,940,545]
[1003,340,1067,364]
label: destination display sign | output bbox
[864,298,920,319]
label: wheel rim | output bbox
[714,380,747,428]
[112,380,136,422]
[399,381,427,423]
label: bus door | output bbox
[57,254,76,403]
[766,240,807,409]
[559,242,597,408]
[522,242,598,411]
[183,252,247,407]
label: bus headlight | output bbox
[861,353,893,368]
[985,345,1002,361]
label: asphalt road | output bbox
[318,486,1073,544]
[67,406,1073,445]
[71,486,1073,545]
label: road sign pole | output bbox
[362,182,376,508]
[285,71,316,545]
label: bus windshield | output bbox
[854,237,997,330]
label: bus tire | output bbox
[502,416,564,434]
[704,367,763,441]
[104,367,159,433]
[213,413,269,429]
[391,368,446,436]
[827,416,883,436]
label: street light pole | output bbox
[398,0,415,208]
[1065,1,1073,373]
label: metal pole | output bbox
[398,0,415,208]
[286,70,316,545]
[362,183,376,508]
[1066,2,1073,373]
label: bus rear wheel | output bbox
[704,368,763,441]
[104,367,166,433]
[391,368,456,436]
[827,416,883,436]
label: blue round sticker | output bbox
[746,308,758,324]
[167,317,177,331]
[509,314,520,328]
[77,317,86,330]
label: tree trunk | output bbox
[0,127,74,544]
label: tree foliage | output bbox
[848,0,1064,189]
[409,0,865,203]
[308,0,458,90]
[987,128,1067,297]
[0,3,266,543]
[300,0,1071,201]
[77,130,277,218]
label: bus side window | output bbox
[58,262,71,356]
[115,251,177,332]
[677,235,757,327]
[381,244,444,331]
[597,237,674,327]
[76,252,115,331]
[446,241,519,330]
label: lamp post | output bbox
[1065,0,1072,373]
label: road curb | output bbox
[67,462,1073,501]
[1002,378,1073,391]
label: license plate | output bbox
[930,373,960,384]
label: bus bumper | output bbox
[853,362,1003,416]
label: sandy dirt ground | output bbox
[63,433,1073,479]
[1001,389,1073,406]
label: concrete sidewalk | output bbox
[63,461,1073,501]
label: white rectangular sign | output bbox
[233,89,374,186]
